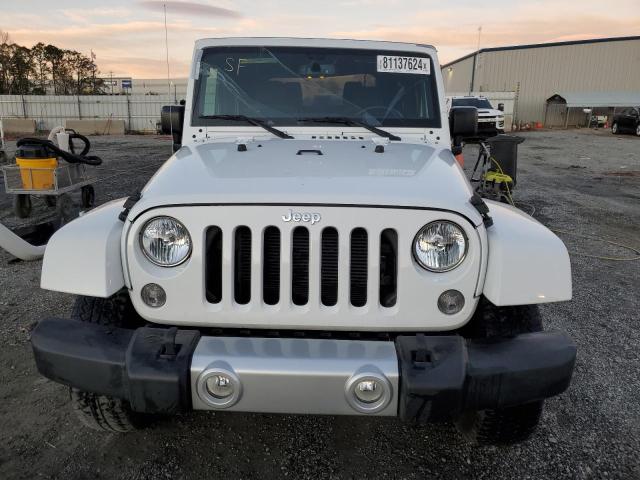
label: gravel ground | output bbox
[0,129,638,480]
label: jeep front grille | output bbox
[205,225,398,308]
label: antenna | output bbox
[164,3,171,96]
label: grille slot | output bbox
[291,227,309,305]
[263,226,281,305]
[350,228,368,307]
[379,229,398,307]
[234,226,251,305]
[205,226,223,304]
[321,227,339,306]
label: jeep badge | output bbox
[282,209,321,225]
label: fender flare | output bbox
[41,199,126,297]
[482,201,572,305]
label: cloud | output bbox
[138,1,242,18]
[62,7,133,23]
[332,8,640,63]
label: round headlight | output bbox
[413,221,467,272]
[140,216,192,267]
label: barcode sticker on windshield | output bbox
[377,55,430,75]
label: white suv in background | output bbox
[448,96,505,136]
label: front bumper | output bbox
[31,318,576,420]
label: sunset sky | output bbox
[2,0,639,78]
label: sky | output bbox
[2,0,639,78]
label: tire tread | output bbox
[456,298,544,446]
[69,293,144,433]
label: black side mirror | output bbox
[449,106,478,145]
[498,103,505,112]
[161,104,185,152]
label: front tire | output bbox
[611,122,619,134]
[456,299,544,445]
[636,124,640,137]
[69,293,147,432]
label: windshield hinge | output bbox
[118,192,141,222]
[470,194,493,228]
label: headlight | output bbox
[140,216,192,266]
[413,221,467,272]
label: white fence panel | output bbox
[0,94,177,133]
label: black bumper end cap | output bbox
[31,318,200,414]
[396,331,576,422]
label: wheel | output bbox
[13,194,32,218]
[81,185,95,208]
[44,195,57,207]
[69,293,148,432]
[636,124,640,137]
[611,122,618,134]
[455,298,544,445]
[56,193,75,223]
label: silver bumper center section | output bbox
[190,337,399,416]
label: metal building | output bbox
[442,36,640,126]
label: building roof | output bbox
[441,35,640,68]
[546,92,640,108]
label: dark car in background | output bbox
[611,107,640,136]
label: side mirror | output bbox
[161,104,185,152]
[449,106,478,144]
[498,103,505,112]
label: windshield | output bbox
[451,98,493,109]
[192,46,441,128]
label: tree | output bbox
[30,42,50,94]
[0,32,103,95]
[43,44,65,94]
[0,30,12,93]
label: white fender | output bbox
[41,198,126,297]
[483,200,572,306]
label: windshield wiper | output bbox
[199,114,294,139]
[297,117,401,141]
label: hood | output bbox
[129,139,481,225]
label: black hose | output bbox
[16,135,102,166]
[65,129,91,156]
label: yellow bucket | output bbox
[16,157,58,190]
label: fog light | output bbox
[206,374,234,399]
[197,365,242,409]
[354,380,383,404]
[437,289,465,315]
[141,283,166,308]
[345,370,392,414]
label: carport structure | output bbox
[545,92,640,128]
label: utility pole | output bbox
[164,3,171,96]
[91,49,96,93]
[109,71,114,95]
[469,26,482,95]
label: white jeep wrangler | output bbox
[31,38,576,445]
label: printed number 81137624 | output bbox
[376,55,430,75]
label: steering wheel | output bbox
[356,106,405,120]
